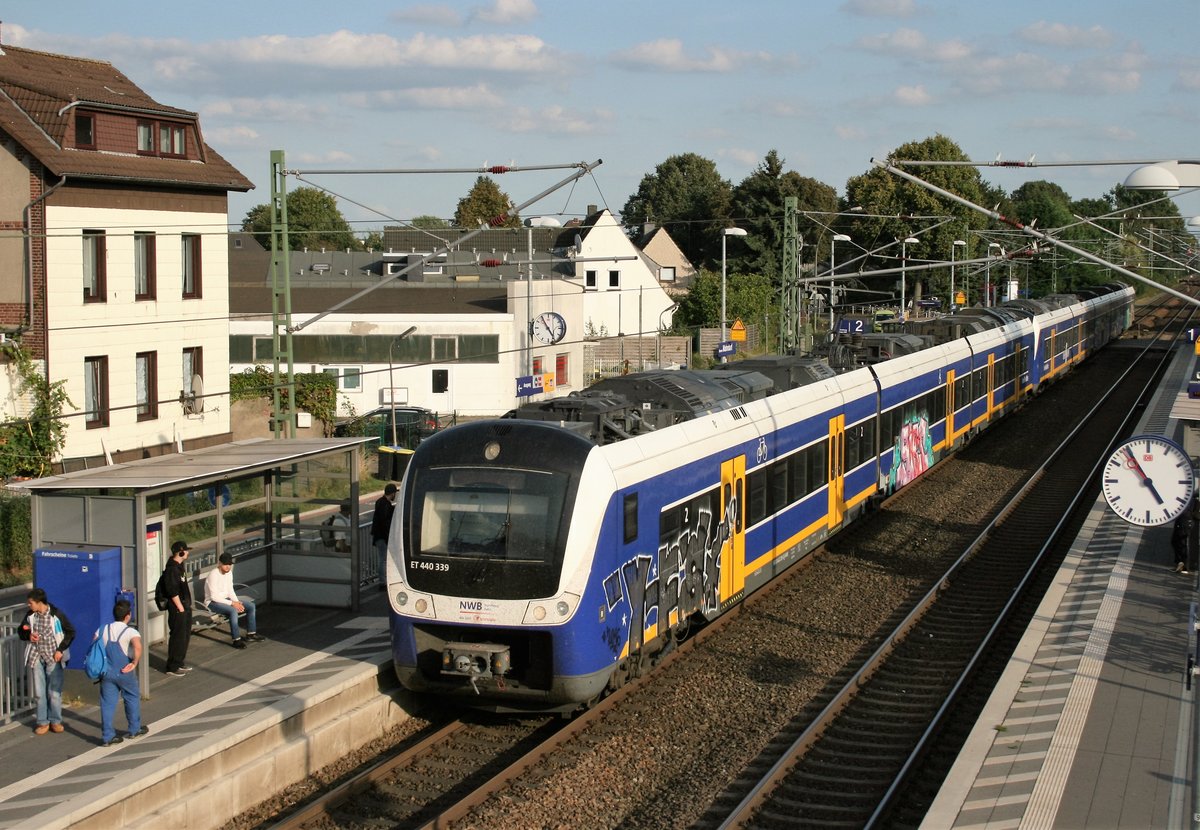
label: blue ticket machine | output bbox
[33,546,125,672]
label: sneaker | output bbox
[101,736,124,747]
[177,665,194,672]
[232,639,247,649]
[165,669,187,677]
[245,633,265,642]
[1177,562,1186,573]
[128,725,149,738]
[49,723,64,734]
[34,724,49,735]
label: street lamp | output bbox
[900,237,918,320]
[721,227,747,362]
[830,234,850,329]
[387,326,418,447]
[951,239,966,309]
[985,243,1003,307]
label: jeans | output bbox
[30,658,64,726]
[207,598,256,641]
[99,639,140,742]
[374,538,388,585]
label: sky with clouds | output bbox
[5,0,1199,231]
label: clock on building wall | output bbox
[530,311,567,345]
[1101,434,1195,527]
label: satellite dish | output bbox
[184,373,205,414]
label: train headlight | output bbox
[556,600,570,617]
[523,592,580,624]
[415,598,428,614]
[396,591,409,607]
[532,605,546,621]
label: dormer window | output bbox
[75,113,95,148]
[137,119,186,157]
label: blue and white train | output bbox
[388,283,1134,712]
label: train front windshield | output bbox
[406,466,570,599]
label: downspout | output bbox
[22,174,67,342]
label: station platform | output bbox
[923,340,1200,830]
[0,588,409,830]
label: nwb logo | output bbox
[460,601,483,611]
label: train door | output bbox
[828,415,846,528]
[719,456,746,606]
[986,354,995,417]
[945,369,957,442]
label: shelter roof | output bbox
[11,438,373,494]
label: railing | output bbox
[0,604,32,724]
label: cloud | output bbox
[856,28,970,62]
[1100,125,1136,142]
[293,149,355,165]
[502,105,609,135]
[611,39,748,73]
[720,147,761,166]
[1018,21,1112,49]
[893,84,932,105]
[470,0,539,25]
[202,98,329,123]
[835,125,868,141]
[201,125,260,147]
[1176,69,1200,91]
[841,0,919,17]
[344,84,505,111]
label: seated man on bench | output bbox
[203,553,264,649]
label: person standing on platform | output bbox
[204,552,262,649]
[95,598,146,747]
[372,483,397,590]
[332,500,353,553]
[163,540,193,676]
[1173,498,1196,574]
[18,587,75,735]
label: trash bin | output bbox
[378,445,414,482]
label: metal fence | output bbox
[0,602,32,724]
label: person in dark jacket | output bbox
[371,483,397,590]
[1173,500,1196,574]
[18,587,76,734]
[162,540,193,676]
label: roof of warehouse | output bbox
[10,438,374,493]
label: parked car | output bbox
[334,406,439,447]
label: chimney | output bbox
[587,204,597,216]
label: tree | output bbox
[671,268,778,347]
[454,177,519,228]
[361,231,384,251]
[729,150,839,281]
[411,215,451,229]
[621,153,733,268]
[843,135,990,304]
[241,187,358,251]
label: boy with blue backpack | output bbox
[93,598,147,747]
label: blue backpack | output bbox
[84,626,110,681]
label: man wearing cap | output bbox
[162,540,193,676]
[371,483,398,591]
[204,553,263,649]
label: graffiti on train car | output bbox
[889,413,933,488]
[602,493,735,659]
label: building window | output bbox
[556,353,569,387]
[532,356,544,375]
[433,336,458,362]
[432,369,448,394]
[159,123,186,156]
[84,356,109,428]
[660,266,676,283]
[83,230,106,303]
[585,270,597,290]
[320,366,362,391]
[136,352,158,420]
[137,121,153,153]
[609,270,620,288]
[134,232,156,300]
[75,114,95,148]
[182,234,202,298]
[182,347,202,400]
[138,119,187,157]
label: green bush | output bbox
[0,492,31,587]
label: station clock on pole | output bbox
[1101,434,1195,527]
[530,311,566,345]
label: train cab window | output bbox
[623,493,638,544]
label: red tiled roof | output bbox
[0,43,252,192]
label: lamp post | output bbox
[951,239,966,308]
[830,233,850,330]
[901,237,918,320]
[387,326,418,447]
[721,227,747,362]
[985,243,1002,307]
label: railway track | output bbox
[255,292,1199,830]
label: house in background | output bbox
[635,223,697,291]
[228,208,680,419]
[0,42,253,470]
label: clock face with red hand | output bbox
[1102,435,1195,527]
